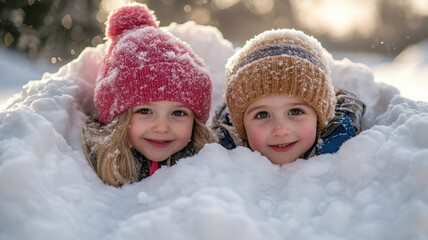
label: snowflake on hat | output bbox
[94,3,212,124]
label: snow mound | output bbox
[1,23,428,240]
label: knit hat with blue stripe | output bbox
[225,29,336,139]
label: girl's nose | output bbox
[152,118,169,133]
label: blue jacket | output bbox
[211,89,366,158]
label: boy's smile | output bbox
[269,141,297,152]
[243,95,318,165]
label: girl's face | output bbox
[128,101,194,162]
[243,95,317,165]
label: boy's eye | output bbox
[172,110,188,117]
[255,111,269,119]
[289,108,304,115]
[136,108,151,114]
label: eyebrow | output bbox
[245,105,266,115]
[246,100,310,115]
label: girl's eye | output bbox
[255,111,269,119]
[289,108,304,116]
[172,110,188,117]
[136,108,151,114]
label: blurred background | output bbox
[1,0,428,68]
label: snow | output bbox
[1,22,428,240]
[373,40,428,103]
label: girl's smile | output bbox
[128,101,195,162]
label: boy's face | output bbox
[243,95,317,165]
[128,101,194,162]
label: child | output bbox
[81,3,216,187]
[211,29,365,165]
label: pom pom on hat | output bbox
[106,3,158,41]
[94,3,212,125]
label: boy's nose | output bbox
[272,120,292,136]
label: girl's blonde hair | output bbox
[81,108,216,187]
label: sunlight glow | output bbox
[98,0,134,25]
[212,0,240,9]
[100,0,129,13]
[189,8,212,25]
[291,0,377,39]
[246,0,274,15]
[410,0,428,16]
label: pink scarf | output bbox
[149,161,159,176]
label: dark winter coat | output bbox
[211,88,366,159]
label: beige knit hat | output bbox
[225,29,336,140]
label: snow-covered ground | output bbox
[0,48,60,110]
[1,22,427,240]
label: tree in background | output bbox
[0,0,102,65]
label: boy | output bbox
[212,29,365,164]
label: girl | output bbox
[81,3,216,187]
[212,28,365,165]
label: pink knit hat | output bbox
[94,3,212,124]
